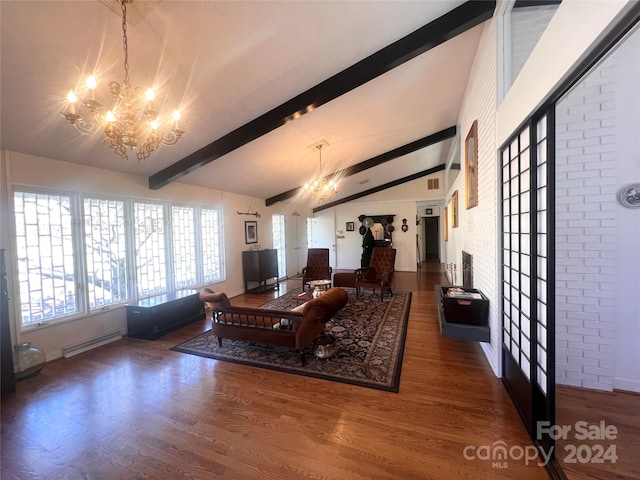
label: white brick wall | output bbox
[447,19,500,375]
[555,53,617,392]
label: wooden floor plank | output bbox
[1,264,549,479]
[556,385,640,480]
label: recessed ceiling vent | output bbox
[427,178,440,190]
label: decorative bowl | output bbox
[313,334,337,359]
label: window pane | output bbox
[272,214,286,278]
[14,191,78,327]
[201,208,223,283]
[84,198,129,308]
[134,202,167,297]
[172,206,197,288]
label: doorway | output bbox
[424,216,439,261]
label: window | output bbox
[172,205,197,288]
[14,191,79,327]
[14,189,225,328]
[500,1,560,99]
[83,197,130,308]
[272,214,286,278]
[306,218,313,248]
[134,202,167,298]
[201,208,223,283]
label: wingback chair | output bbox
[302,248,332,291]
[355,247,396,301]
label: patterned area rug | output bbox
[171,288,412,392]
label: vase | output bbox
[13,342,46,380]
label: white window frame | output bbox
[83,194,133,309]
[12,188,84,330]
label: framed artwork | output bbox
[346,221,355,231]
[444,206,448,241]
[452,190,459,228]
[465,120,478,209]
[244,221,258,244]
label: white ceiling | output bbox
[0,1,487,209]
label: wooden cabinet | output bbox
[126,289,203,340]
[242,249,279,293]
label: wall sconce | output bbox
[401,218,408,232]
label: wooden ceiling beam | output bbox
[148,1,495,190]
[313,164,447,213]
[265,126,456,206]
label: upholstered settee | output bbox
[198,287,348,365]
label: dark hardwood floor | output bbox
[1,264,548,479]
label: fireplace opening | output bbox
[462,251,473,288]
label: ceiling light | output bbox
[303,143,338,203]
[60,0,185,161]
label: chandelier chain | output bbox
[121,0,130,88]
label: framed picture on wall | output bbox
[452,190,459,228]
[346,221,355,231]
[444,206,448,241]
[245,221,258,244]
[426,208,433,215]
[465,120,479,209]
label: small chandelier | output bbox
[60,0,185,161]
[303,144,338,203]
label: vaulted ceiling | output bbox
[0,1,495,211]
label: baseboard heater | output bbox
[62,330,122,358]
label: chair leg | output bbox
[217,336,222,347]
[299,350,306,366]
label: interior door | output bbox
[311,215,336,268]
[285,215,307,277]
[424,217,439,260]
[500,113,555,455]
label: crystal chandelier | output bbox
[303,144,338,203]
[60,0,185,161]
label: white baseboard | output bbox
[613,377,640,393]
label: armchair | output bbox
[355,247,396,301]
[302,248,332,291]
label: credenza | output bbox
[242,249,279,293]
[126,289,204,340]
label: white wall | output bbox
[332,199,419,272]
[555,18,640,394]
[613,31,640,393]
[554,53,617,392]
